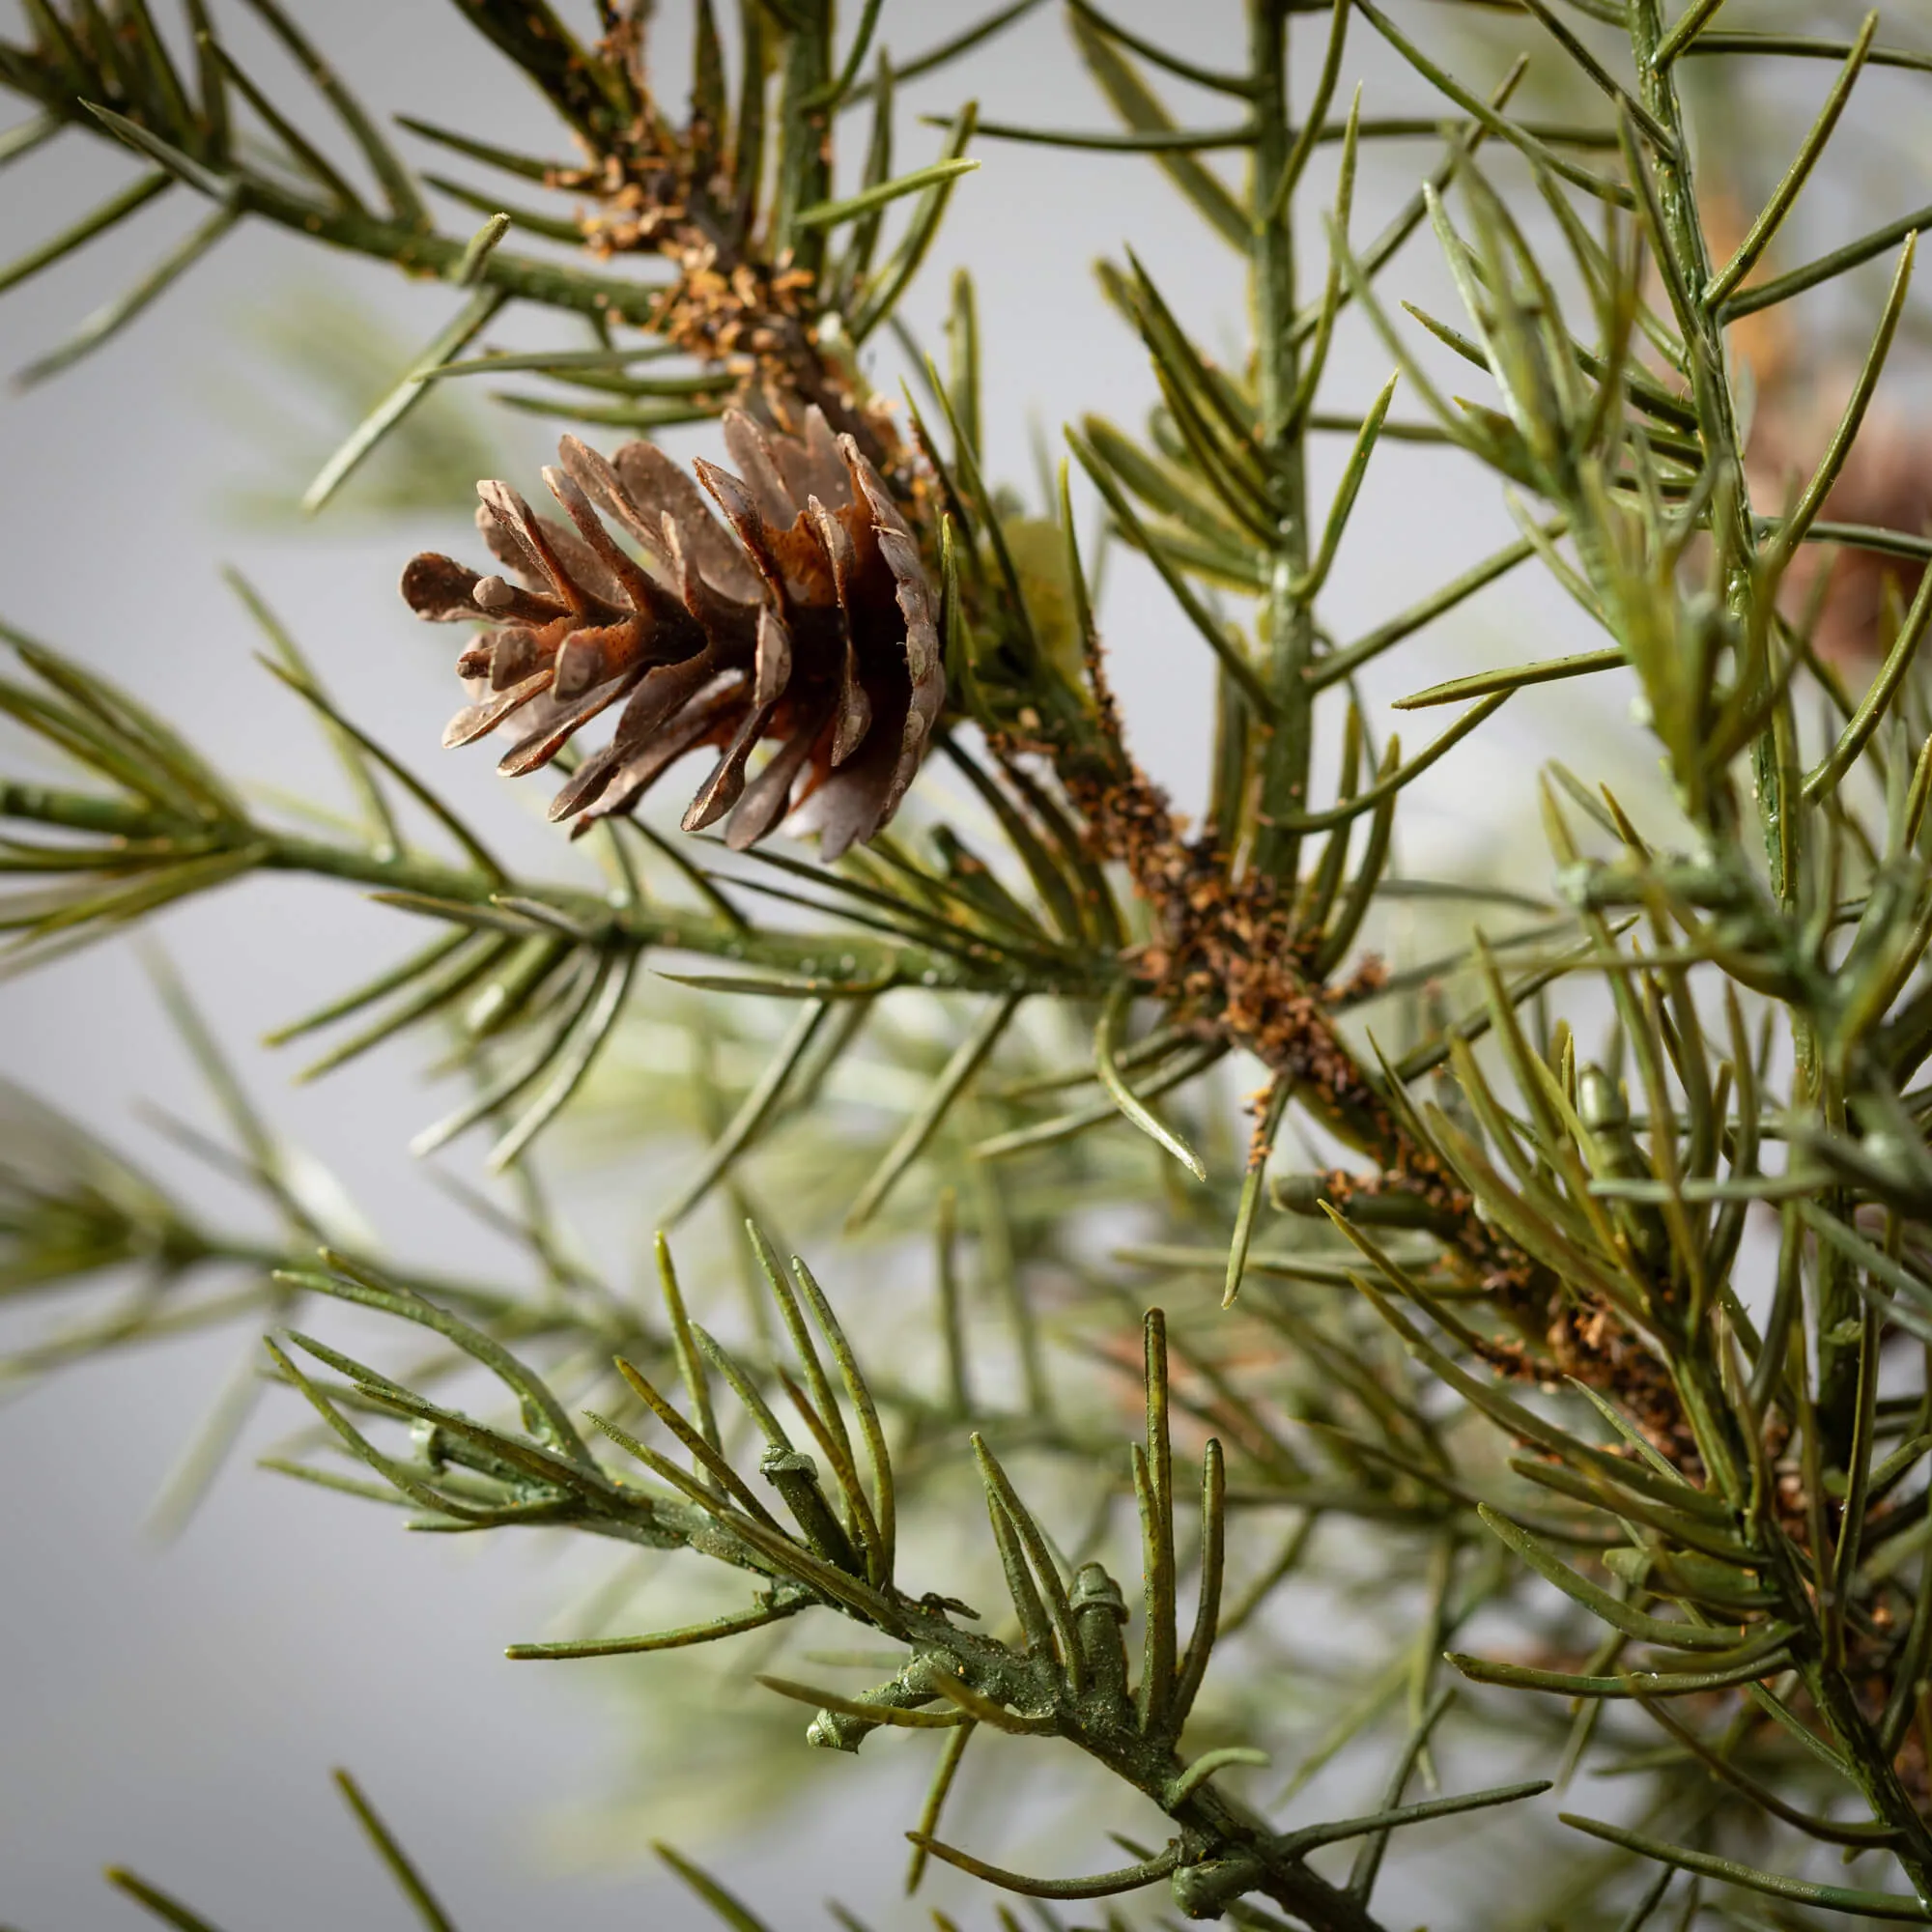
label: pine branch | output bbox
[16,2,1932,1922]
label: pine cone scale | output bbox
[473,575,568,629]
[719,413,802,527]
[441,668,553,750]
[476,480,603,607]
[479,626,544,689]
[570,675,745,830]
[660,521,759,661]
[683,606,792,832]
[498,670,639,779]
[614,443,759,601]
[730,696,837,847]
[399,554,486,621]
[551,619,645,703]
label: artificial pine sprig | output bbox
[14,0,1932,1924]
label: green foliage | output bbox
[211,289,521,523]
[14,1,1932,1927]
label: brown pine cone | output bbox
[1751,395,1932,667]
[400,408,944,857]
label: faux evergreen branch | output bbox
[14,0,1932,1924]
[237,1235,1558,1930]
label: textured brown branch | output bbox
[547,89,899,467]
[1028,624,1705,1462]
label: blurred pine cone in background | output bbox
[1707,194,1932,667]
[1753,401,1932,666]
[401,408,944,856]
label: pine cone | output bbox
[400,408,944,857]
[1748,381,1932,668]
